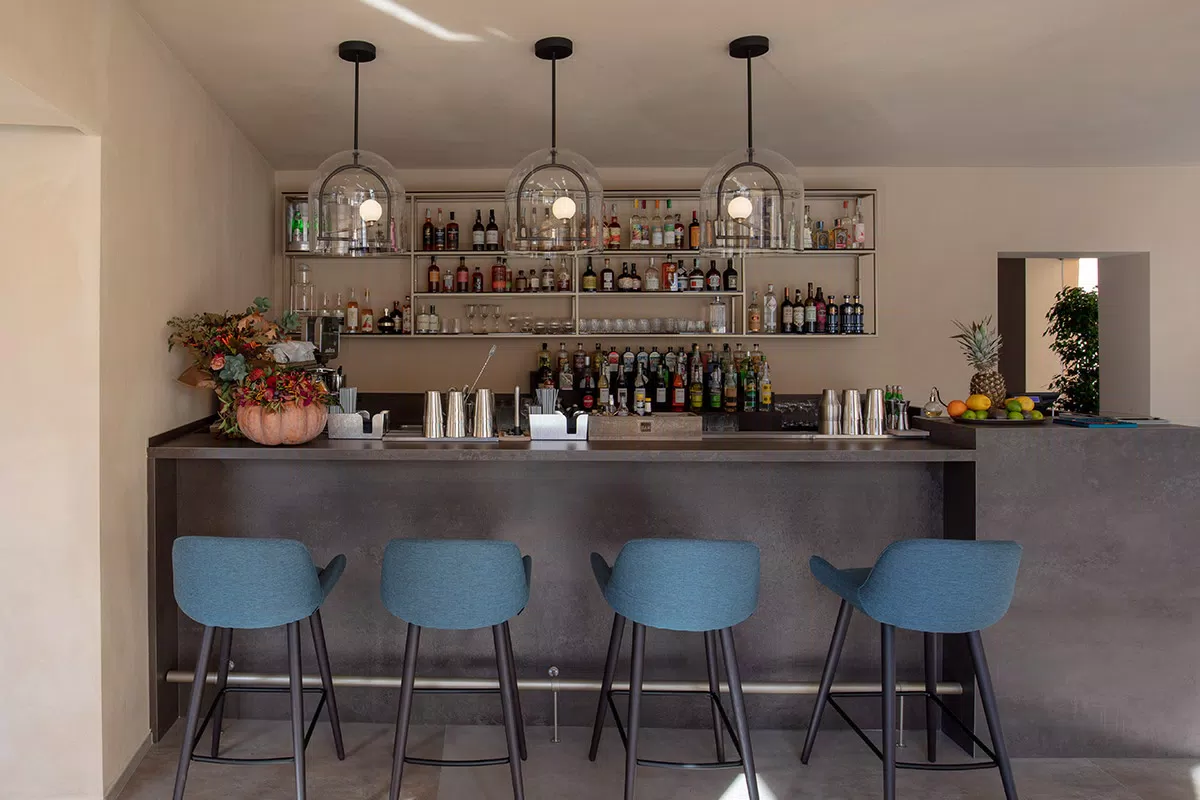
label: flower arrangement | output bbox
[235,368,331,411]
[167,297,313,437]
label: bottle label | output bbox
[806,306,817,323]
[600,387,610,405]
[473,230,485,246]
[656,385,667,404]
[707,274,721,291]
[583,393,594,409]
[346,307,359,329]
[782,306,794,328]
[602,274,614,291]
[485,230,499,245]
[854,223,866,244]
[726,276,738,291]
[361,312,373,332]
[674,387,685,406]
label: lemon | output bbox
[1018,396,1035,412]
[966,394,991,412]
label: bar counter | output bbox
[147,421,1200,759]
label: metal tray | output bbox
[953,416,1050,426]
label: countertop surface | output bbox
[149,431,975,463]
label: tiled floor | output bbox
[120,719,1197,800]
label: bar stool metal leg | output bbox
[503,622,527,761]
[209,628,233,758]
[287,621,306,800]
[703,630,726,763]
[968,631,1018,800]
[310,610,346,760]
[881,624,897,800]
[172,625,215,800]
[924,632,939,763]
[494,624,526,800]
[719,627,759,800]
[801,599,854,763]
[624,622,647,800]
[588,613,626,761]
[389,624,421,800]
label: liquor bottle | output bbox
[815,287,827,333]
[426,258,440,294]
[492,257,507,293]
[759,359,773,411]
[541,258,555,293]
[763,284,779,334]
[833,202,849,249]
[528,266,541,293]
[650,200,664,248]
[617,262,632,292]
[428,304,440,334]
[708,358,723,410]
[422,208,434,250]
[661,257,677,292]
[853,295,865,334]
[598,368,610,407]
[804,283,818,334]
[781,286,794,334]
[630,262,642,292]
[435,208,447,250]
[635,347,650,377]
[701,259,720,292]
[654,363,668,410]
[852,199,866,249]
[644,259,660,291]
[608,212,621,249]
[472,265,485,293]
[342,289,359,333]
[472,210,486,250]
[601,258,615,292]
[742,364,758,412]
[456,257,470,293]
[826,293,840,334]
[538,208,554,251]
[674,208,685,249]
[388,300,402,332]
[517,210,531,253]
[708,295,728,334]
[676,210,694,253]
[515,269,528,293]
[748,290,762,333]
[629,199,642,249]
[582,258,598,292]
[377,302,396,334]
[401,295,413,334]
[721,258,739,292]
[688,259,705,291]
[615,368,629,412]
[622,346,635,378]
[640,200,650,246]
[787,201,798,249]
[750,342,763,373]
[360,289,374,333]
[648,345,662,375]
[841,294,854,335]
[670,368,685,412]
[688,359,704,412]
[607,344,620,373]
[723,361,738,412]
[600,203,611,249]
[446,211,459,250]
[664,347,678,377]
[802,205,814,250]
[559,359,574,392]
[485,209,500,250]
[503,259,512,291]
[580,370,597,410]
[592,343,605,376]
[634,365,648,416]
[416,303,429,335]
[815,221,830,250]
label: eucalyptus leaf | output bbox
[218,353,249,384]
[1045,287,1098,414]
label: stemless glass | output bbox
[603,318,614,333]
[508,314,520,334]
[614,318,626,334]
[522,314,534,334]
[652,318,664,333]
[637,318,650,334]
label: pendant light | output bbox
[505,37,603,255]
[700,36,804,255]
[308,40,405,256]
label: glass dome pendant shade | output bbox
[308,40,405,256]
[505,37,603,255]
[700,36,804,255]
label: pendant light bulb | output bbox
[551,195,577,221]
[359,197,383,223]
[727,195,753,221]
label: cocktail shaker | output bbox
[445,390,467,438]
[422,390,444,438]
[472,389,495,438]
[864,388,885,435]
[841,389,863,436]
[819,389,841,435]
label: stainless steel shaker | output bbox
[864,388,886,435]
[472,389,495,438]
[445,390,467,438]
[422,390,444,438]
[841,389,863,436]
[819,389,842,435]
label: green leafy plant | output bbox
[1044,286,1099,414]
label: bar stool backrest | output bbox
[173,536,324,629]
[381,539,531,630]
[596,538,760,632]
[859,539,1022,633]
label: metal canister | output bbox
[472,389,495,438]
[445,390,467,438]
[422,391,444,439]
[841,389,863,436]
[819,388,841,435]
[864,388,885,436]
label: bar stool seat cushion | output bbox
[173,536,344,630]
[591,538,760,632]
[809,539,1022,634]
[381,539,532,630]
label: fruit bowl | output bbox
[952,415,1050,426]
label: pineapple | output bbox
[951,317,1006,408]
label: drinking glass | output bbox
[549,320,561,335]
[603,318,614,333]
[637,318,650,333]
[563,318,575,334]
[625,319,636,333]
[521,314,534,334]
[615,318,626,333]
[652,318,664,333]
[492,305,502,334]
[508,314,520,334]
[535,320,547,335]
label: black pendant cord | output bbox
[550,56,558,163]
[352,59,361,162]
[745,56,754,162]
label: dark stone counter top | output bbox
[149,430,975,463]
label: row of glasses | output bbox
[580,318,712,335]
[506,315,577,336]
[465,304,504,334]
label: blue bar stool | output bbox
[381,539,531,800]
[801,539,1022,800]
[588,538,762,800]
[171,536,347,800]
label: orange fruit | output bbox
[947,400,968,418]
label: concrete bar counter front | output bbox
[147,422,1200,760]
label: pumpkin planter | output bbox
[237,401,328,446]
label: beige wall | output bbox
[280,166,1195,423]
[0,126,103,799]
[1099,254,1152,416]
[0,2,274,797]
[1025,258,1065,392]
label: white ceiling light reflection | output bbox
[719,775,777,800]
[358,0,481,42]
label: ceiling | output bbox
[135,0,1200,170]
